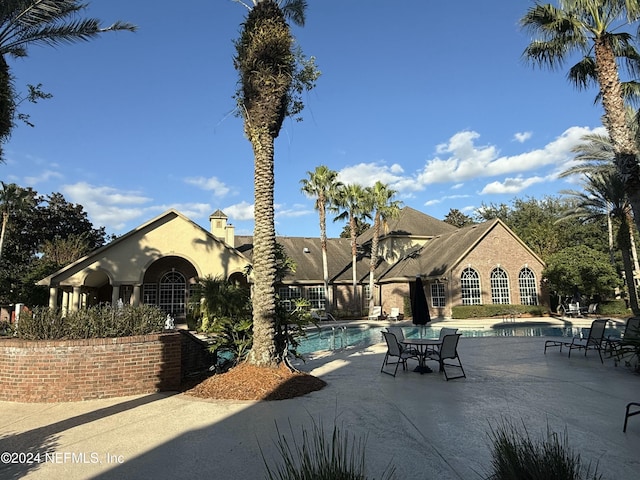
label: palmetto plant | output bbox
[0,0,136,160]
[521,0,640,236]
[234,0,318,367]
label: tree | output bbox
[543,245,621,299]
[300,165,341,312]
[234,0,319,367]
[0,0,136,161]
[443,208,475,228]
[339,218,370,238]
[365,181,402,313]
[521,1,640,235]
[0,181,34,260]
[560,171,639,313]
[334,183,370,314]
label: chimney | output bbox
[209,210,235,247]
[226,223,235,247]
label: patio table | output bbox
[401,337,442,374]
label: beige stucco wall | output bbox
[52,212,249,287]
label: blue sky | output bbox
[2,1,608,238]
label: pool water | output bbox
[294,324,623,355]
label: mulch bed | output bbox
[183,362,327,401]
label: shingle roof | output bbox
[357,206,457,245]
[234,236,370,284]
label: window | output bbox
[142,283,157,305]
[279,286,302,312]
[363,284,372,301]
[519,267,538,305]
[490,267,510,304]
[461,267,481,305]
[306,286,326,310]
[431,283,445,308]
[159,271,186,316]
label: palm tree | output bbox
[365,181,402,313]
[334,183,370,315]
[300,165,342,313]
[0,182,34,260]
[234,0,318,367]
[0,0,136,161]
[560,171,639,313]
[521,1,640,234]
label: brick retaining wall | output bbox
[0,333,181,403]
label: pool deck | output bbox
[1,317,638,479]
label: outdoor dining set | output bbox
[380,326,466,381]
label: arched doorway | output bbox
[142,256,198,322]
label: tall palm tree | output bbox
[300,165,342,312]
[333,183,370,315]
[0,182,34,260]
[234,0,317,367]
[365,181,402,313]
[521,1,640,234]
[0,0,136,161]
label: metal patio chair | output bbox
[426,333,466,381]
[380,331,416,377]
[544,318,608,364]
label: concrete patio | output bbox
[0,325,638,479]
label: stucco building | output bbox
[38,206,547,320]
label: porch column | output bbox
[132,285,141,306]
[111,285,120,306]
[48,287,58,309]
[62,290,70,316]
[71,286,82,311]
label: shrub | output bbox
[14,304,167,340]
[262,417,396,480]
[452,304,545,319]
[487,419,601,480]
[597,300,630,316]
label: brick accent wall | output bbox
[0,333,181,403]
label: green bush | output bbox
[14,304,167,340]
[262,417,396,480]
[452,304,545,319]
[487,420,601,480]
[597,300,630,316]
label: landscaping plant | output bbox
[487,419,601,480]
[262,417,396,480]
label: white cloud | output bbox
[224,201,254,221]
[480,175,546,194]
[184,176,232,197]
[337,162,405,188]
[24,169,63,185]
[61,182,152,231]
[514,131,533,143]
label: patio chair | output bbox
[369,306,382,321]
[380,331,416,377]
[624,402,640,432]
[388,307,400,322]
[386,326,418,356]
[607,317,640,366]
[544,318,608,364]
[426,333,466,381]
[425,327,459,356]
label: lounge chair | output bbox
[369,306,382,321]
[607,317,640,366]
[544,318,608,363]
[380,331,416,377]
[624,402,640,432]
[388,307,400,322]
[426,333,466,380]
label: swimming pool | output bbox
[294,323,623,355]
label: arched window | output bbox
[519,267,538,305]
[461,267,481,305]
[159,271,186,316]
[490,267,510,304]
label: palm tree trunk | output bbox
[618,215,640,315]
[246,126,278,367]
[350,215,359,314]
[368,212,381,313]
[594,38,640,235]
[0,212,7,261]
[319,205,331,312]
